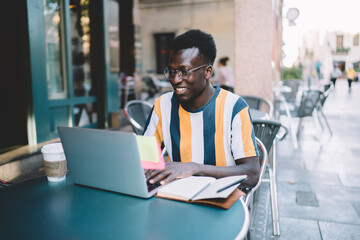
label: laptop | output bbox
[57,126,162,198]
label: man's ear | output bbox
[205,65,213,80]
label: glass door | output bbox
[42,0,99,140]
[69,0,98,127]
[28,0,117,143]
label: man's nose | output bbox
[171,72,183,84]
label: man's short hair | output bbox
[171,29,217,65]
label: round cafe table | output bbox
[0,176,250,240]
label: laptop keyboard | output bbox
[147,181,161,192]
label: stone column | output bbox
[234,0,274,101]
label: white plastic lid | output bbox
[41,142,64,154]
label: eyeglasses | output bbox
[163,64,208,80]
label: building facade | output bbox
[298,30,360,81]
[0,0,138,152]
[0,0,283,153]
[139,0,283,101]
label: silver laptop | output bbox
[57,126,162,198]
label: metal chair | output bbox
[251,119,288,237]
[316,83,334,136]
[244,137,268,207]
[278,89,322,141]
[241,95,273,118]
[293,89,322,139]
[244,137,268,240]
[141,73,172,100]
[281,79,304,103]
[124,100,153,135]
[273,82,300,149]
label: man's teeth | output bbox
[176,88,187,93]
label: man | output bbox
[216,56,235,92]
[330,64,342,87]
[144,30,259,188]
[346,65,355,91]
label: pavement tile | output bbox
[296,191,319,207]
[279,197,360,224]
[277,160,306,172]
[305,159,360,175]
[319,221,360,240]
[350,148,360,157]
[277,217,322,240]
[353,202,360,218]
[310,184,360,204]
[339,173,360,187]
[277,182,360,224]
[277,169,341,185]
[277,182,312,204]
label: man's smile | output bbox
[174,87,188,95]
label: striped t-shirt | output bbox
[143,87,258,166]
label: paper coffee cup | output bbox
[41,143,67,182]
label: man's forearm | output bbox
[193,157,260,188]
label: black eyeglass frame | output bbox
[163,64,209,80]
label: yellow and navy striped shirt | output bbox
[143,87,258,166]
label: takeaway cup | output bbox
[41,143,67,182]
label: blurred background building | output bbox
[297,30,360,81]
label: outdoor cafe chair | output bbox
[243,137,268,239]
[281,79,304,103]
[273,81,301,149]
[316,83,334,136]
[292,89,322,140]
[124,100,153,135]
[318,82,333,105]
[241,95,274,118]
[277,88,323,142]
[251,119,288,237]
[244,138,268,207]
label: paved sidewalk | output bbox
[252,79,360,239]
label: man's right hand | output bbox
[145,162,199,185]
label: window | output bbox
[154,33,175,74]
[107,0,120,73]
[354,34,359,46]
[43,0,67,99]
[336,35,344,50]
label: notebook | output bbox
[57,126,162,198]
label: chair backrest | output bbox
[255,137,267,186]
[319,83,334,107]
[282,79,303,102]
[297,90,321,118]
[124,100,153,135]
[241,95,273,117]
[252,119,288,154]
[245,137,268,207]
[142,76,160,97]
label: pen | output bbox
[216,177,247,193]
[161,146,167,157]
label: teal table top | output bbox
[0,176,249,240]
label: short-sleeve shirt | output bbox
[143,87,258,166]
